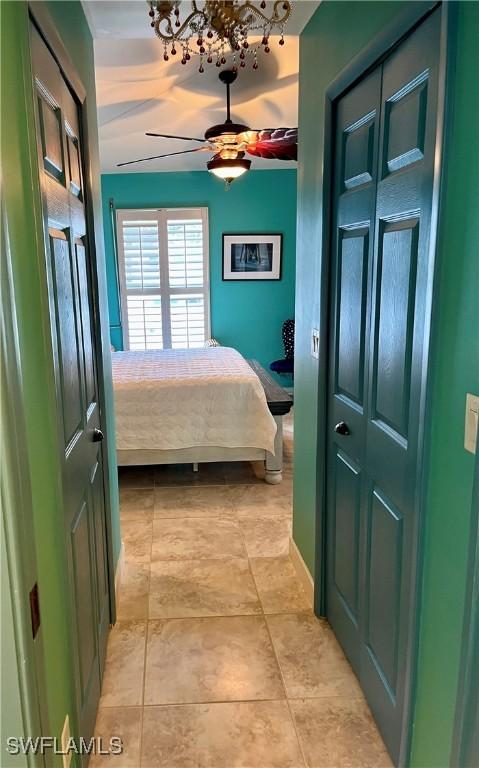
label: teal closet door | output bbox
[326,8,441,763]
[30,24,111,747]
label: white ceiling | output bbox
[84,1,319,173]
[83,1,318,39]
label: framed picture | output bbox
[222,233,283,280]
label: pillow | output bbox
[204,338,221,348]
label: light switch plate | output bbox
[311,328,319,359]
[465,393,479,454]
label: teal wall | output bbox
[294,2,479,767]
[411,4,479,765]
[101,170,297,375]
[2,0,120,760]
[1,523,29,767]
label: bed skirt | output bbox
[117,445,266,466]
[117,413,284,484]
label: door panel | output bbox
[76,240,97,412]
[382,74,428,175]
[327,66,382,672]
[91,458,110,675]
[67,136,82,197]
[50,231,84,446]
[365,487,403,700]
[326,9,441,763]
[362,15,440,757]
[372,219,418,439]
[342,112,376,190]
[71,497,98,705]
[31,23,111,746]
[38,96,64,180]
[333,451,361,625]
[336,229,369,405]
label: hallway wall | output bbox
[2,0,120,752]
[411,3,479,763]
[1,522,29,768]
[101,169,297,378]
[294,1,479,766]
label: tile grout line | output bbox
[138,508,155,767]
[113,607,314,625]
[249,488,310,768]
[98,693,370,710]
[239,475,309,768]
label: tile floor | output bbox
[93,414,391,767]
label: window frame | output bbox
[116,207,210,350]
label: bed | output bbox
[112,346,293,484]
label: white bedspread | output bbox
[111,347,277,454]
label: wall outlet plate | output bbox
[311,328,319,359]
[61,715,72,768]
[465,393,479,454]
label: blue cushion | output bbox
[270,358,294,374]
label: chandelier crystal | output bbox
[147,1,292,72]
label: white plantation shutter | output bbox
[117,208,210,350]
[122,220,160,290]
[167,218,204,288]
[127,295,163,350]
[170,294,205,349]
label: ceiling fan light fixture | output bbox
[220,148,241,160]
[204,123,250,143]
[207,156,251,185]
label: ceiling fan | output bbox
[117,69,298,187]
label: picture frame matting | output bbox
[222,233,283,281]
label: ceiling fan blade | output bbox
[245,127,298,161]
[145,132,206,143]
[117,147,209,167]
[251,128,298,136]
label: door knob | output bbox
[92,428,104,443]
[334,421,350,436]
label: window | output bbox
[116,208,210,350]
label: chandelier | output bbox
[147,1,292,72]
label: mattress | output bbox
[111,347,277,454]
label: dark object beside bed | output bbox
[248,359,293,415]
[270,319,295,376]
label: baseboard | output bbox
[115,540,125,603]
[289,537,314,607]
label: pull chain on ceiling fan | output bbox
[117,69,298,188]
